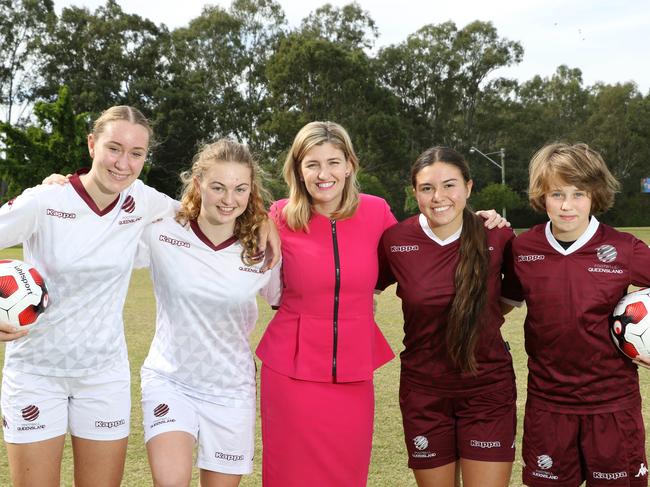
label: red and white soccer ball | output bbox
[610,288,650,359]
[0,259,49,328]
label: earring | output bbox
[345,172,350,177]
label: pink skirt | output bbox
[260,365,375,486]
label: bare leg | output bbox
[71,435,128,487]
[146,431,195,487]
[199,469,242,487]
[413,461,459,487]
[460,458,513,487]
[6,435,65,487]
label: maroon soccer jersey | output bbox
[506,217,650,414]
[378,214,519,394]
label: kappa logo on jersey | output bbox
[391,245,419,253]
[21,404,39,422]
[121,195,136,213]
[159,234,191,248]
[46,208,76,219]
[518,254,545,262]
[95,419,126,429]
[596,244,617,263]
[153,403,169,417]
[636,463,648,478]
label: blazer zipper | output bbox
[331,219,341,383]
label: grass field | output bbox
[1,227,650,486]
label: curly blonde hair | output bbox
[176,139,270,265]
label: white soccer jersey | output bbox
[137,217,281,407]
[0,174,177,377]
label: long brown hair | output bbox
[176,139,270,265]
[411,146,489,372]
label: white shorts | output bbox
[141,373,255,475]
[1,366,131,443]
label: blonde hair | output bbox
[282,121,360,231]
[92,105,153,141]
[176,139,270,265]
[528,142,620,214]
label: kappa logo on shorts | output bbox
[636,463,648,478]
[2,415,7,428]
[153,403,169,417]
[593,471,628,480]
[21,404,39,422]
[596,244,617,263]
[95,419,126,429]
[215,451,244,462]
[470,439,501,449]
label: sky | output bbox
[54,0,650,93]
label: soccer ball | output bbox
[0,259,49,328]
[610,288,650,359]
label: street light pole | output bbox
[469,146,507,218]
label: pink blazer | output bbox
[256,194,396,383]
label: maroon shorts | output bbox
[399,378,517,469]
[522,403,648,487]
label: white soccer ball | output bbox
[610,288,650,359]
[0,259,49,329]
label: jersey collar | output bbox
[69,169,120,217]
[190,219,238,251]
[418,213,462,246]
[544,216,600,255]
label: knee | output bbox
[152,470,192,487]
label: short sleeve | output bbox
[631,237,650,287]
[376,230,396,291]
[501,234,524,306]
[141,183,179,222]
[260,261,283,307]
[133,224,153,269]
[0,187,41,248]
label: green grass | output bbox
[2,228,650,486]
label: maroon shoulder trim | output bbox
[69,171,120,216]
[190,219,238,251]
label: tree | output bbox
[36,0,166,114]
[299,2,378,51]
[377,21,522,152]
[0,0,55,123]
[0,86,89,201]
